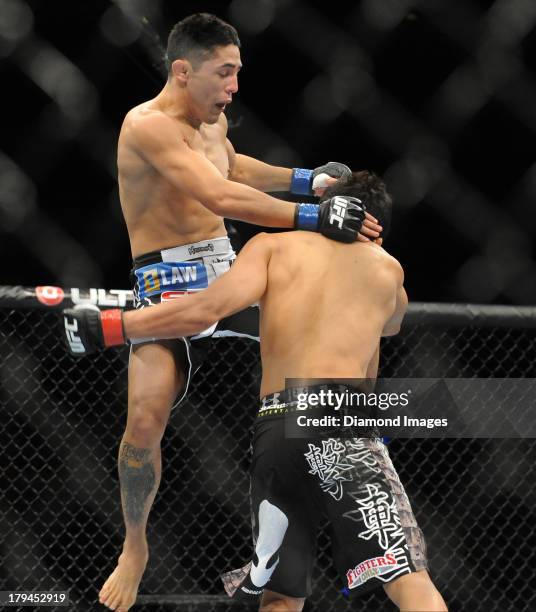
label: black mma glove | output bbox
[294,196,366,243]
[290,161,352,196]
[63,306,126,356]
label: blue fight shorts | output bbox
[130,236,259,407]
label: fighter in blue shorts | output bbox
[129,237,259,405]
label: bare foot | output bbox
[99,545,148,611]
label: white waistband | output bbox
[161,236,232,262]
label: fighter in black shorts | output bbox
[225,384,428,603]
[65,172,447,611]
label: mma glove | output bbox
[63,306,125,356]
[294,196,366,243]
[290,161,352,196]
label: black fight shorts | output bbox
[222,385,428,600]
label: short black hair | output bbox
[166,13,240,72]
[322,171,393,239]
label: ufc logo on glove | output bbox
[64,316,85,354]
[329,197,348,229]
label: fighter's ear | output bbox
[171,59,190,83]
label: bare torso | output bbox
[117,101,232,257]
[259,232,402,396]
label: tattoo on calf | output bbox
[120,442,151,463]
[119,442,156,526]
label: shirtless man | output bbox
[72,12,379,612]
[65,171,447,611]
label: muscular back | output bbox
[259,232,405,395]
[120,229,406,393]
[117,102,232,257]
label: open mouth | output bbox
[215,102,227,110]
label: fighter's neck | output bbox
[152,82,202,129]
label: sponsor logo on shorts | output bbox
[260,393,282,410]
[36,286,64,307]
[346,553,398,589]
[258,393,290,416]
[344,483,412,585]
[160,290,199,301]
[258,402,288,414]
[135,262,208,298]
[188,243,214,255]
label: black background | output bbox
[2,0,535,304]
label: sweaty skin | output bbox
[123,231,408,394]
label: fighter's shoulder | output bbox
[121,104,187,147]
[249,231,286,255]
[245,231,276,250]
[377,247,404,282]
[236,232,276,264]
[265,229,315,254]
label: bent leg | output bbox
[384,569,448,611]
[99,341,186,612]
[121,341,186,542]
[259,590,305,612]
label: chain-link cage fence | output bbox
[1,289,536,612]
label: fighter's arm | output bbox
[226,139,381,239]
[228,146,292,192]
[131,112,367,241]
[122,233,272,341]
[62,234,272,354]
[382,265,408,337]
[132,112,297,226]
[229,152,371,202]
[227,139,348,195]
[222,116,289,190]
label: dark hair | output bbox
[322,171,393,239]
[166,13,240,72]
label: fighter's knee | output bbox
[126,397,171,444]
